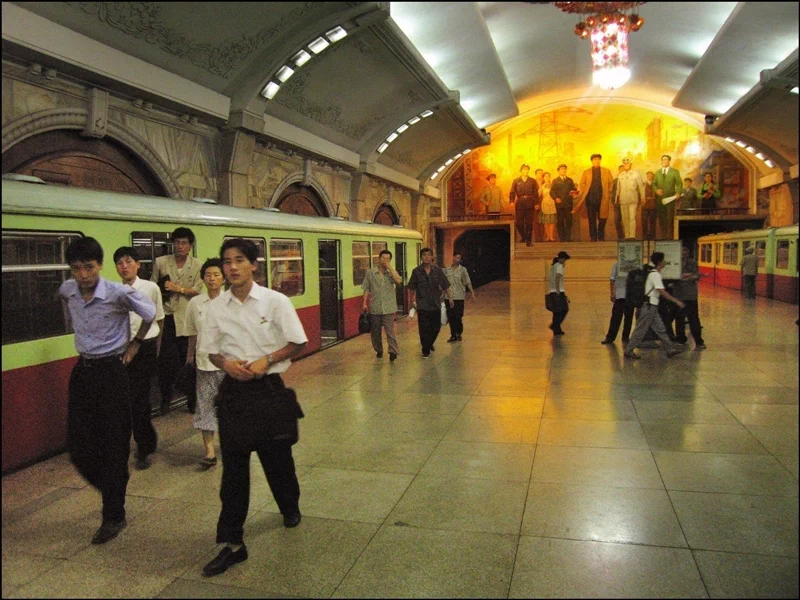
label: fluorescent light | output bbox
[463,149,471,154]
[454,153,462,158]
[745,146,756,154]
[408,116,421,125]
[325,26,347,42]
[437,165,446,172]
[262,81,280,99]
[308,37,330,54]
[756,153,765,160]
[735,140,746,148]
[397,124,409,133]
[765,160,775,168]
[791,86,799,94]
[445,159,453,166]
[386,132,399,143]
[724,137,736,142]
[377,142,389,153]
[431,172,439,179]
[276,65,294,82]
[420,110,433,118]
[292,50,312,67]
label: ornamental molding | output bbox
[269,171,336,216]
[68,1,321,78]
[2,107,181,198]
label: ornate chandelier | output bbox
[555,2,646,90]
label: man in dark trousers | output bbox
[509,164,539,246]
[59,237,156,545]
[574,154,614,242]
[550,163,578,242]
[601,260,634,345]
[444,251,476,342]
[407,247,454,358]
[673,244,706,350]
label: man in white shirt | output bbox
[114,247,164,471]
[199,238,308,578]
[548,251,570,335]
[624,252,686,359]
[615,158,645,240]
[601,261,634,345]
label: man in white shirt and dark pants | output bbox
[624,252,686,359]
[199,238,308,577]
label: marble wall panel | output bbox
[1,75,87,129]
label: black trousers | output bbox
[515,200,535,244]
[68,359,132,523]
[417,308,442,353]
[127,339,158,458]
[447,300,465,337]
[642,209,657,240]
[216,376,300,545]
[606,299,634,342]
[158,315,195,410]
[551,293,569,333]
[586,203,606,241]
[674,300,704,345]
[656,302,677,341]
[556,206,573,242]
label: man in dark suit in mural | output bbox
[509,164,539,246]
[549,164,578,242]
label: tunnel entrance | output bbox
[449,228,511,288]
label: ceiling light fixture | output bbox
[325,26,347,43]
[791,86,799,94]
[376,108,438,153]
[292,50,312,67]
[275,65,295,82]
[308,36,330,54]
[429,148,474,181]
[262,81,280,99]
[555,2,646,90]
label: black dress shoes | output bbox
[283,513,302,528]
[600,339,613,345]
[447,337,458,343]
[91,519,127,544]
[203,544,248,577]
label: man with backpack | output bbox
[624,252,686,359]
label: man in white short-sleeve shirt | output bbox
[601,261,634,345]
[198,238,308,578]
[624,252,686,359]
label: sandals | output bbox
[199,457,218,468]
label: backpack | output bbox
[625,266,652,308]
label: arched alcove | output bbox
[373,202,399,225]
[275,183,330,216]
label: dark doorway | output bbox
[453,229,511,288]
[318,240,342,346]
[277,184,329,216]
[374,204,399,225]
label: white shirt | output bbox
[199,282,308,375]
[129,277,164,340]
[184,292,218,372]
[549,262,565,293]
[645,270,665,305]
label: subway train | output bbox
[697,225,799,304]
[1,178,422,472]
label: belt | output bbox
[77,353,123,367]
[517,195,536,199]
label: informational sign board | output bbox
[617,241,644,276]
[655,240,682,280]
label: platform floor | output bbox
[2,281,799,598]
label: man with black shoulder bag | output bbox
[199,238,308,578]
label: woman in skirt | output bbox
[537,172,557,241]
[185,258,226,468]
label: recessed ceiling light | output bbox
[397,124,409,134]
[437,165,446,172]
[408,116,421,125]
[791,86,799,94]
[386,132,399,143]
[420,110,433,118]
[463,149,471,154]
[431,172,439,179]
[765,160,775,168]
[325,26,347,43]
[454,153,462,159]
[276,65,294,82]
[377,142,389,153]
[445,159,453,166]
[292,50,312,67]
[262,81,280,99]
[755,152,765,160]
[735,141,746,148]
[724,137,736,142]
[309,37,330,54]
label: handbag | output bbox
[358,310,371,334]
[545,292,568,313]
[440,301,448,325]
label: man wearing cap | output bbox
[615,158,646,240]
[550,164,578,242]
[574,154,614,242]
[479,174,504,219]
[509,164,539,246]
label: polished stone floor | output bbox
[2,280,798,598]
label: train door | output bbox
[395,242,407,314]
[318,240,342,347]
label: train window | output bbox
[755,240,766,268]
[372,241,388,265]
[776,240,790,270]
[270,239,304,296]
[131,231,198,281]
[352,241,371,286]
[223,236,267,287]
[715,243,721,264]
[2,230,82,345]
[700,244,710,263]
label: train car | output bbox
[2,178,422,472]
[697,225,798,303]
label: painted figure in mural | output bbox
[700,172,721,210]
[653,155,682,239]
[678,178,700,210]
[479,173,504,219]
[611,165,626,240]
[509,164,539,246]
[642,171,657,240]
[533,169,545,242]
[537,172,558,242]
[574,154,614,242]
[550,164,578,242]
[615,158,646,240]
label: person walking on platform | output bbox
[550,164,578,241]
[362,249,402,361]
[548,251,570,335]
[114,246,164,471]
[509,164,539,246]
[741,246,758,299]
[601,260,634,345]
[408,247,453,358]
[151,227,203,415]
[445,251,477,342]
[673,245,706,350]
[185,258,226,468]
[625,252,686,359]
[200,238,308,577]
[574,154,614,241]
[60,237,156,545]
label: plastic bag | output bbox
[440,302,448,326]
[358,310,371,334]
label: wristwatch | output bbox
[266,353,274,366]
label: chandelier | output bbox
[555,2,646,90]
